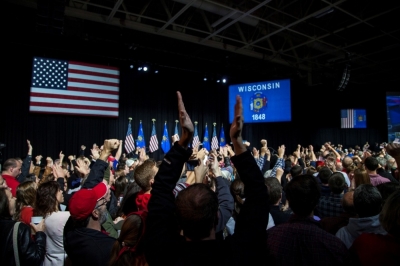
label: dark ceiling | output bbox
[6,0,400,89]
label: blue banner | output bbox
[229,79,291,123]
[203,124,210,151]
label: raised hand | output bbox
[197,148,207,161]
[194,161,208,183]
[59,151,65,162]
[35,155,43,163]
[230,95,246,155]
[139,147,146,163]
[260,146,268,157]
[226,144,235,156]
[91,147,100,160]
[208,152,222,178]
[27,140,33,155]
[277,145,285,158]
[220,146,228,157]
[46,157,53,167]
[74,159,90,176]
[52,163,65,178]
[176,91,194,149]
[260,139,267,147]
[252,147,260,159]
[171,134,179,144]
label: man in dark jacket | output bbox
[144,92,269,265]
[63,139,119,266]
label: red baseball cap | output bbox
[69,182,108,221]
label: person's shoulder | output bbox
[75,227,115,241]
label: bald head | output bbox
[342,156,353,169]
[342,191,356,215]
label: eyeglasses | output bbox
[95,198,107,209]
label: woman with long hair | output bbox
[350,168,371,190]
[35,181,70,266]
[14,181,37,225]
[109,211,148,266]
[0,187,46,265]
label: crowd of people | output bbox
[1,91,400,266]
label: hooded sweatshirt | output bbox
[335,214,387,248]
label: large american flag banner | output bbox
[30,57,119,117]
[341,109,354,128]
[125,121,135,154]
[149,123,159,153]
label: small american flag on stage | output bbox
[125,121,135,154]
[29,57,119,117]
[211,124,219,150]
[192,122,200,148]
[149,123,159,153]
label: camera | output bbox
[186,160,198,171]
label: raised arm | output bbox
[229,95,269,263]
[145,91,194,264]
[114,140,123,161]
[206,150,234,235]
[82,139,119,188]
[18,139,33,183]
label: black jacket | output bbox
[144,143,269,265]
[17,155,32,183]
[0,218,46,266]
[64,220,115,266]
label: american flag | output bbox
[192,123,200,148]
[149,123,159,153]
[211,124,219,150]
[125,122,135,154]
[30,57,119,117]
[341,109,354,128]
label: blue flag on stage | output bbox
[136,121,146,148]
[203,123,210,151]
[161,122,171,154]
[219,124,226,147]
